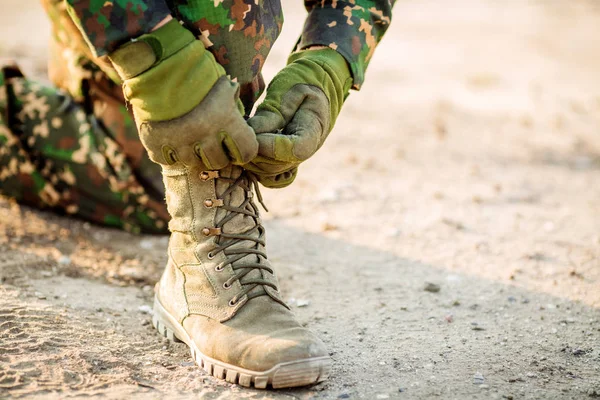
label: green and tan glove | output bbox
[246,48,353,188]
[108,19,257,170]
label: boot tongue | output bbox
[215,166,266,299]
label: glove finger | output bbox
[248,78,307,134]
[282,107,324,161]
[255,118,320,164]
[196,141,230,170]
[250,154,299,175]
[247,110,285,134]
[255,133,290,161]
[224,125,259,165]
[256,167,298,189]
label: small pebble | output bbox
[180,361,195,367]
[424,283,441,293]
[138,305,153,314]
[471,322,485,331]
[297,299,310,307]
[473,372,485,384]
[572,348,586,356]
[321,222,338,232]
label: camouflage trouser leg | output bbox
[0,64,169,233]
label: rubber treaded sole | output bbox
[152,295,332,389]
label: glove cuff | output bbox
[287,48,353,97]
[284,48,352,131]
[109,19,196,80]
[108,20,226,123]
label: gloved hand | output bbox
[108,19,257,169]
[246,47,353,188]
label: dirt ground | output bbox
[1,1,599,399]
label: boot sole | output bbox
[151,295,332,389]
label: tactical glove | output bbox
[108,20,257,170]
[247,48,353,188]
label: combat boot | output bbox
[152,163,331,388]
[102,20,330,387]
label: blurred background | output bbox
[1,1,599,399]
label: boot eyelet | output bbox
[207,252,214,259]
[215,265,223,272]
[228,299,237,307]
[161,145,178,165]
[223,282,231,290]
[199,170,219,181]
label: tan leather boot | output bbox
[151,164,331,389]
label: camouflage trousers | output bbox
[0,64,169,234]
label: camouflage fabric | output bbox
[170,1,283,109]
[42,0,122,101]
[64,0,171,57]
[299,0,395,89]
[1,0,394,232]
[0,64,169,234]
[62,1,394,106]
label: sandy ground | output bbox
[1,1,599,399]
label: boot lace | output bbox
[207,171,284,307]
